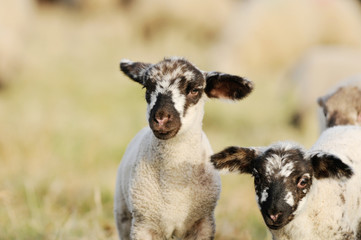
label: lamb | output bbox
[211,125,361,240]
[317,75,361,130]
[114,57,253,240]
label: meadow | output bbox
[1,0,361,239]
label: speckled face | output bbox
[143,58,206,140]
[252,145,313,230]
[120,57,254,140]
[120,57,206,140]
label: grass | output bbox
[0,3,336,240]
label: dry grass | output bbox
[1,1,360,239]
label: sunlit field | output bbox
[1,0,361,239]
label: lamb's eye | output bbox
[297,177,309,189]
[189,88,200,96]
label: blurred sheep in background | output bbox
[212,0,361,132]
[289,47,361,130]
[0,0,34,88]
[119,0,234,50]
[317,75,361,130]
[214,0,361,77]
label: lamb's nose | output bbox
[155,114,170,126]
[270,212,282,222]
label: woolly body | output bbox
[115,126,220,239]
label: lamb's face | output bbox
[120,57,254,140]
[142,59,205,140]
[252,146,313,230]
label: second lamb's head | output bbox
[211,142,353,230]
[120,57,253,140]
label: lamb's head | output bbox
[318,86,361,128]
[211,142,353,230]
[120,57,253,140]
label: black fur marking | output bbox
[149,93,181,140]
[204,72,253,100]
[310,153,354,179]
[176,72,205,115]
[120,61,152,85]
[327,111,342,128]
[210,146,256,173]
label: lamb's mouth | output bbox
[267,223,284,230]
[152,128,179,140]
[266,220,289,230]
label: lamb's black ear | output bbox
[211,146,258,174]
[309,151,354,179]
[120,59,152,85]
[204,72,253,100]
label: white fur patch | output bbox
[148,91,158,116]
[280,162,294,177]
[170,79,186,116]
[260,187,269,203]
[265,154,283,177]
[293,196,307,216]
[285,191,294,206]
[255,194,262,209]
[120,58,131,64]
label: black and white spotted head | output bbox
[120,57,253,140]
[211,142,353,230]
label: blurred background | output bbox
[1,0,361,239]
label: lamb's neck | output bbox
[149,127,206,165]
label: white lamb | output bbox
[114,57,253,240]
[211,125,361,240]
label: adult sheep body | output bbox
[114,57,253,240]
[211,125,361,240]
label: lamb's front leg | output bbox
[130,218,163,240]
[184,216,215,240]
[114,209,131,240]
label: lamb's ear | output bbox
[204,72,253,100]
[317,96,326,109]
[120,59,152,85]
[211,146,259,174]
[309,151,354,179]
